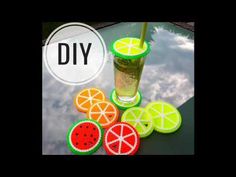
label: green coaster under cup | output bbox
[110,89,142,111]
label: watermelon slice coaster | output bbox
[67,119,103,155]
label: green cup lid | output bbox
[110,37,151,60]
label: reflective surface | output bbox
[42,22,194,155]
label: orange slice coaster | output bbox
[74,88,106,113]
[87,101,119,129]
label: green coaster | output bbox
[121,107,154,138]
[145,101,182,133]
[110,89,142,110]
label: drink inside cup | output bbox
[114,56,145,102]
[110,37,150,103]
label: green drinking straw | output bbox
[139,22,148,48]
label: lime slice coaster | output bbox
[110,89,142,110]
[66,119,103,155]
[110,37,151,60]
[121,107,154,138]
[145,101,182,133]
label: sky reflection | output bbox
[42,22,194,155]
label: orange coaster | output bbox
[87,101,119,129]
[74,88,106,113]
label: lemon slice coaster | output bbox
[110,89,142,110]
[145,101,182,133]
[121,107,154,138]
[110,37,151,60]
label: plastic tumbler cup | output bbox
[110,37,151,103]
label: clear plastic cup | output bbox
[114,56,146,102]
[110,37,150,103]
